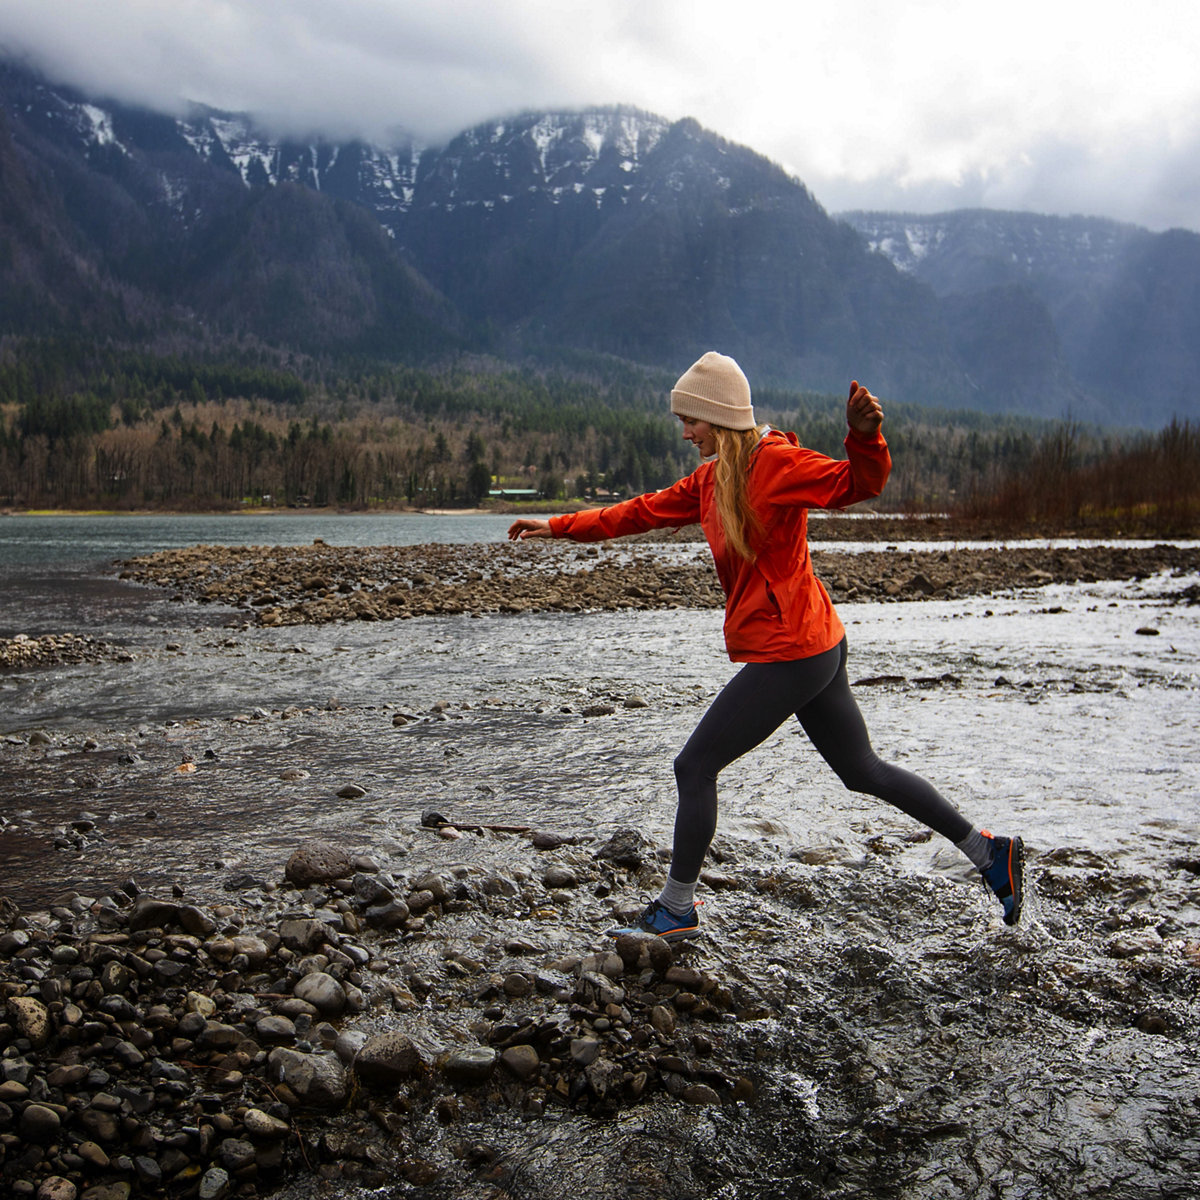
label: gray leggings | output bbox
[670,638,971,883]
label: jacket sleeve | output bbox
[548,471,703,541]
[763,430,891,510]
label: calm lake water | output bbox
[0,512,517,637]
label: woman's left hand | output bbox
[846,380,884,435]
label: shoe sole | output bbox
[1004,835,1025,926]
[604,925,701,941]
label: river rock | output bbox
[20,1102,61,1142]
[254,1015,297,1043]
[293,972,346,1016]
[243,1107,290,1139]
[266,1048,348,1108]
[595,828,649,868]
[36,1180,76,1200]
[364,899,410,928]
[128,896,182,931]
[443,1047,498,1085]
[198,1166,231,1200]
[79,1104,121,1142]
[217,1138,256,1170]
[285,840,354,885]
[334,1030,368,1065]
[8,996,51,1047]
[278,918,330,953]
[178,904,217,935]
[353,872,394,905]
[570,1037,601,1067]
[501,1044,541,1081]
[543,864,579,889]
[354,1031,434,1085]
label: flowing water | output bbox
[2,514,1199,1197]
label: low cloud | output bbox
[2,0,1199,232]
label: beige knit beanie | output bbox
[669,352,756,430]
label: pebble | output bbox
[443,1047,498,1085]
[500,1045,541,1081]
[36,1180,76,1200]
[543,864,579,889]
[285,840,355,885]
[20,1103,62,1142]
[354,1031,434,1085]
[243,1108,290,1139]
[198,1167,231,1200]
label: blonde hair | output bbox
[712,424,768,561]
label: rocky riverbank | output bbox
[4,800,1200,1200]
[0,825,761,1199]
[111,537,1200,630]
[0,637,134,674]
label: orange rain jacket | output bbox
[548,428,892,663]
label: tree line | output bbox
[0,341,1193,528]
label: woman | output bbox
[508,352,1024,940]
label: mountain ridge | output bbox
[1,57,1196,428]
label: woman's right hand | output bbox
[507,518,553,540]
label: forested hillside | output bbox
[0,344,1106,513]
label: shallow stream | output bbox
[1,524,1199,1197]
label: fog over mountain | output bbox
[2,58,1197,428]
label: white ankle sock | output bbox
[658,874,697,915]
[956,828,993,870]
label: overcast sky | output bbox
[2,0,1199,232]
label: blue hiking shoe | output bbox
[605,898,702,942]
[981,831,1025,925]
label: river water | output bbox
[2,513,1200,1197]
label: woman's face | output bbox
[679,415,717,458]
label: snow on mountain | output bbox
[839,209,1140,291]
[424,107,671,211]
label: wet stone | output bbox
[570,1037,601,1067]
[595,828,649,869]
[37,1180,78,1200]
[127,896,182,931]
[7,996,51,1047]
[255,1015,297,1043]
[278,918,330,953]
[364,898,410,928]
[503,972,533,997]
[79,1106,121,1142]
[285,840,354,886]
[355,1031,434,1086]
[217,1137,256,1170]
[20,1102,61,1142]
[266,1048,348,1108]
[500,1045,540,1081]
[443,1047,498,1085]
[352,872,393,906]
[292,972,346,1016]
[243,1108,290,1139]
[543,864,579,889]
